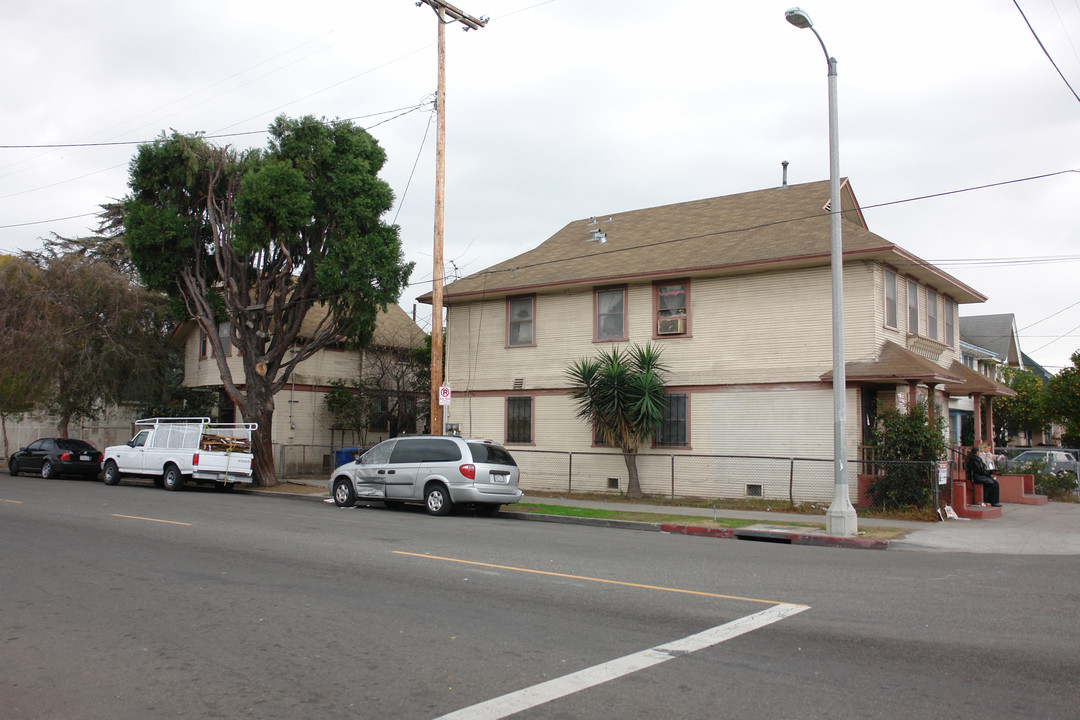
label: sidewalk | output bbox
[277,479,1080,554]
[514,495,1080,554]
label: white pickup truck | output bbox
[101,417,258,491]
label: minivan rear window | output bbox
[390,438,462,464]
[468,443,517,466]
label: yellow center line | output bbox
[392,551,807,607]
[1,498,24,503]
[111,514,193,526]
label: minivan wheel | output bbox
[424,484,453,516]
[333,477,356,507]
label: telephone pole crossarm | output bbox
[415,0,488,30]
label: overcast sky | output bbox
[3,1,1079,371]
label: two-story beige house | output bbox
[177,302,427,472]
[427,179,1013,502]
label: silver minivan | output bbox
[328,435,522,516]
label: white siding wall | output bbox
[440,260,968,502]
[445,264,891,393]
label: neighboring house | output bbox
[176,303,427,470]
[425,179,1014,502]
[955,314,1055,447]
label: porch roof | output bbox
[822,342,964,386]
[942,360,1017,398]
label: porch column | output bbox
[986,396,995,447]
[908,381,919,409]
[972,392,983,446]
[925,383,938,423]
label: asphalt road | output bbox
[2,475,1078,719]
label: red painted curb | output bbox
[661,524,736,539]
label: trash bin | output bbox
[334,447,359,467]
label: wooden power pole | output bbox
[414,1,486,435]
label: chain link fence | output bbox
[275,444,338,477]
[511,448,943,509]
[269,442,950,511]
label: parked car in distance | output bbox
[329,435,522,516]
[999,449,1080,475]
[8,438,103,480]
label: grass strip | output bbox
[512,503,811,530]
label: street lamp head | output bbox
[785,7,813,29]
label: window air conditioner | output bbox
[657,317,686,335]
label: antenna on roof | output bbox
[781,160,789,189]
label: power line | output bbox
[0,104,428,150]
[1013,0,1080,103]
[0,212,98,231]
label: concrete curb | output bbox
[505,511,890,550]
[246,489,891,550]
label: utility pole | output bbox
[414,0,486,436]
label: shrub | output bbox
[866,401,947,511]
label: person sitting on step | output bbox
[967,444,1002,508]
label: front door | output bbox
[114,430,150,473]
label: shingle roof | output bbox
[820,342,1015,398]
[959,314,1019,365]
[942,360,1017,398]
[823,342,965,387]
[426,179,986,305]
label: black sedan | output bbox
[8,438,102,480]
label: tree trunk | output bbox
[56,414,70,439]
[244,390,279,488]
[622,448,643,499]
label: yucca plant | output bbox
[566,343,668,498]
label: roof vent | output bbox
[781,160,789,189]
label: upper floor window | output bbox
[202,321,233,357]
[655,281,689,337]
[595,287,627,341]
[926,288,939,341]
[507,296,535,347]
[907,279,919,335]
[944,297,955,347]
[884,269,898,329]
[655,393,688,447]
[506,396,533,444]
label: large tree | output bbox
[123,115,412,485]
[565,343,668,499]
[993,366,1050,445]
[1048,351,1080,447]
[0,251,169,438]
[0,256,43,457]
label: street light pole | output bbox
[785,7,858,536]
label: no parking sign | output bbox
[438,384,451,406]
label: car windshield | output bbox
[468,443,517,466]
[56,439,96,452]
